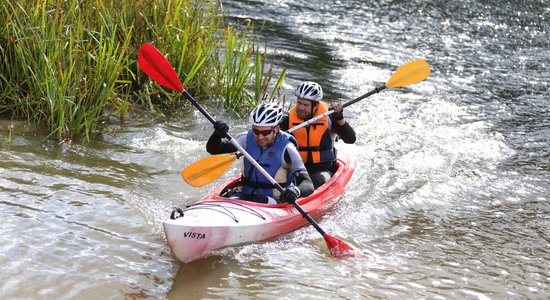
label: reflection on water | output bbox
[1,0,549,298]
[168,257,234,299]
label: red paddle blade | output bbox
[137,43,184,92]
[324,234,361,258]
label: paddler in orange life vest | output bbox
[206,103,314,204]
[280,81,356,188]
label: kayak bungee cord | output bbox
[170,200,266,223]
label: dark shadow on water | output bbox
[167,256,237,300]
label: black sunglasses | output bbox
[252,127,274,136]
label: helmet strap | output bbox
[310,101,319,117]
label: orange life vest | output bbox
[288,102,336,164]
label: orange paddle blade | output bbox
[385,59,430,88]
[181,154,238,187]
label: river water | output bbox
[1,0,548,299]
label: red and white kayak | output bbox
[163,152,356,263]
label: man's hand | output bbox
[280,186,300,203]
[330,103,344,121]
[213,121,229,137]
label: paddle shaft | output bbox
[217,84,386,162]
[288,59,429,131]
[186,57,430,166]
[181,90,328,235]
[288,85,386,133]
[182,91,276,186]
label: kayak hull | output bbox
[163,153,355,263]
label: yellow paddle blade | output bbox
[385,59,430,88]
[181,154,238,187]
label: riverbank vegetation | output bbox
[0,0,285,143]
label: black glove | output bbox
[331,110,344,121]
[280,186,300,203]
[213,121,229,137]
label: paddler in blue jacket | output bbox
[280,81,356,188]
[207,103,314,204]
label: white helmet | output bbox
[295,81,323,102]
[249,103,283,127]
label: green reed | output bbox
[0,0,286,142]
[1,0,133,141]
[253,41,287,104]
[216,23,287,111]
[217,24,256,110]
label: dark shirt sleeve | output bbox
[206,132,237,154]
[280,115,289,131]
[295,170,314,197]
[284,147,314,197]
[330,117,356,144]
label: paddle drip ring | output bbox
[170,207,184,220]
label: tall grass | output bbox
[1,1,133,142]
[218,24,256,110]
[215,22,287,111]
[254,41,287,105]
[0,0,286,142]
